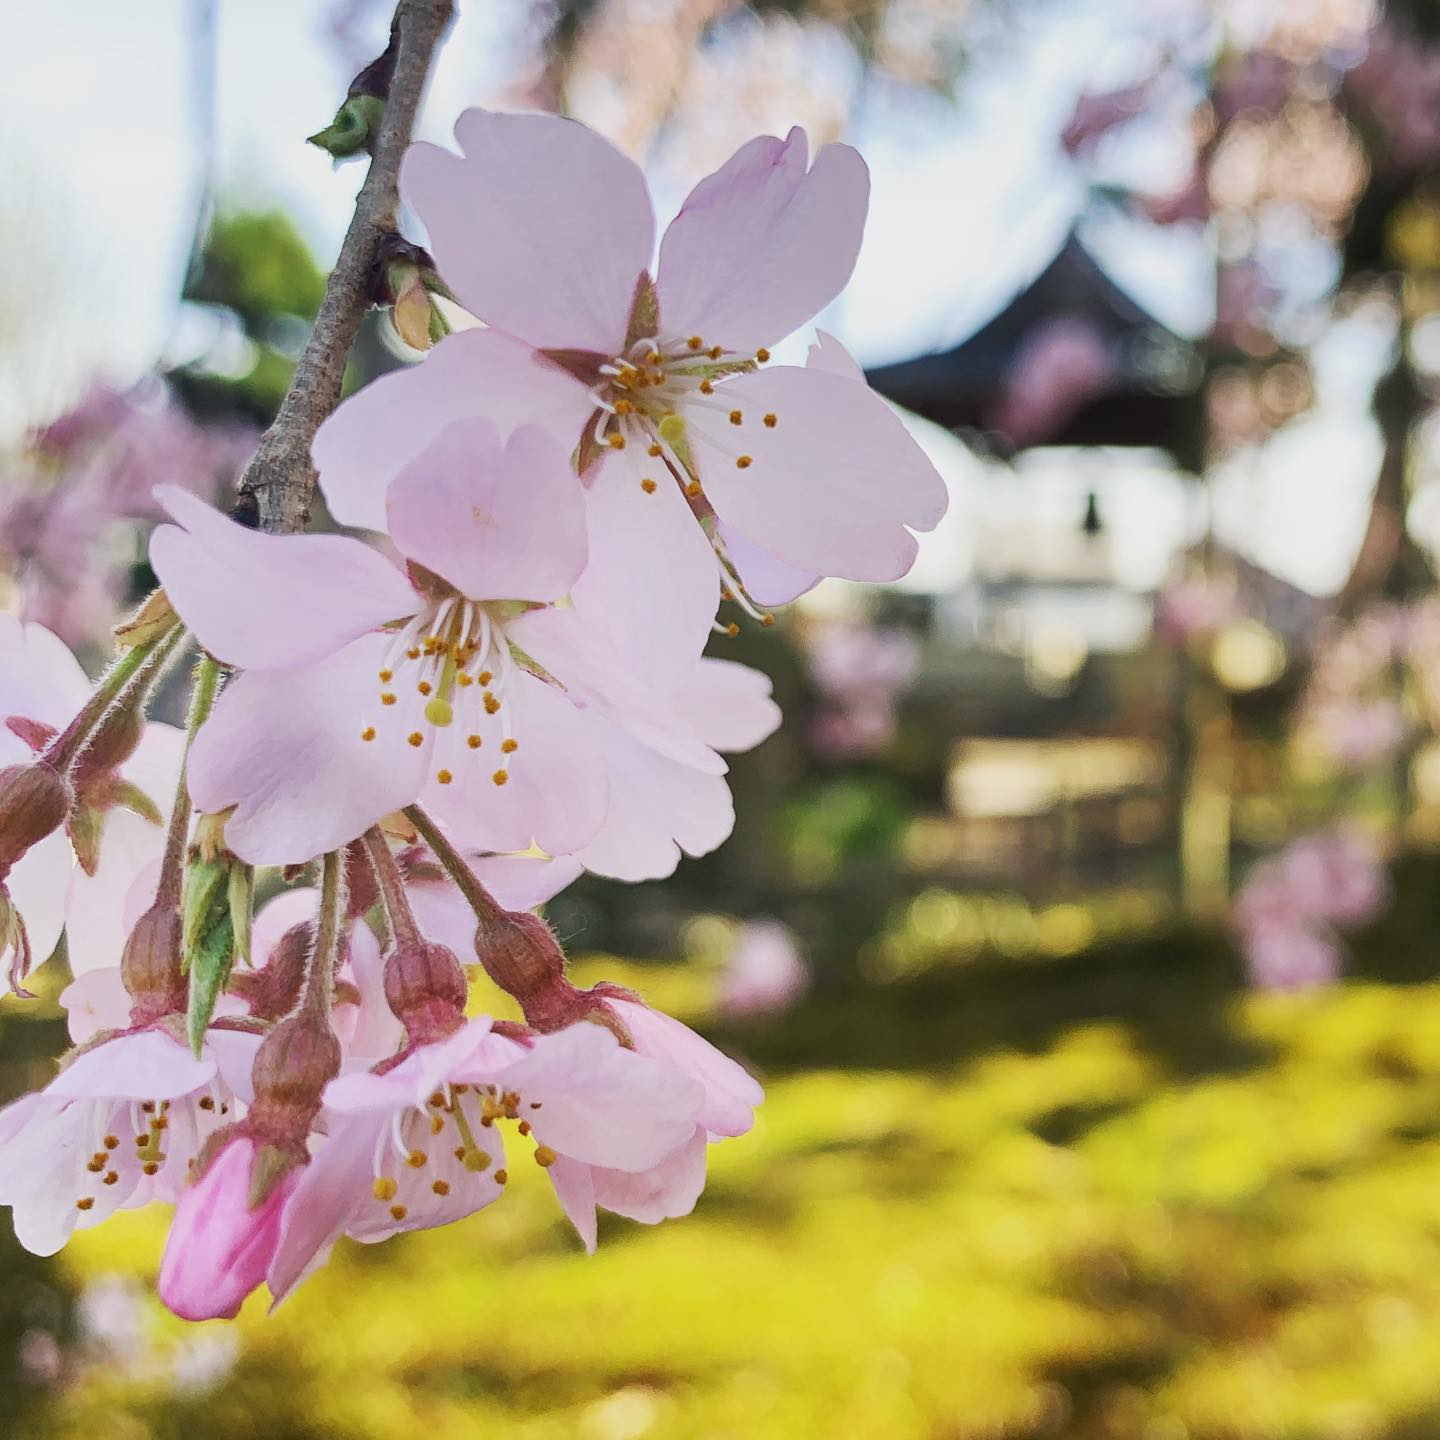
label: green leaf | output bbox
[229,863,255,968]
[186,909,235,1056]
[181,858,230,964]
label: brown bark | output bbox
[235,0,453,536]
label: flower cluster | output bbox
[0,110,944,1319]
[1232,829,1388,991]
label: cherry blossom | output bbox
[313,112,947,645]
[0,1024,259,1257]
[268,1017,704,1300]
[151,420,720,865]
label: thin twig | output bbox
[236,0,453,535]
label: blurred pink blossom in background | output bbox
[717,918,810,1018]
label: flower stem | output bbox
[41,621,186,773]
[304,850,344,1021]
[362,826,421,949]
[157,655,222,909]
[402,805,503,923]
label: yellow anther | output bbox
[494,1168,509,1185]
[517,1120,531,1136]
[640,477,657,494]
[478,670,493,685]
[406,647,421,660]
[763,412,778,428]
[756,347,770,362]
[361,726,376,742]
[761,613,776,628]
[406,1151,427,1169]
[103,1135,119,1149]
[417,680,432,696]
[736,455,753,469]
[686,480,702,497]
[372,1176,397,1201]
[389,1204,408,1221]
[729,409,743,425]
[646,349,661,365]
[658,413,686,445]
[76,1197,94,1211]
[430,1113,444,1134]
[500,738,517,754]
[726,622,740,638]
[142,1103,155,1114]
[614,398,633,415]
[432,1179,451,1196]
[87,1157,104,1173]
[462,1149,490,1173]
[378,668,393,682]
[687,335,703,350]
[467,734,483,749]
[143,1161,160,1176]
[436,769,453,786]
[708,345,723,359]
[648,443,663,457]
[492,769,509,786]
[407,732,424,748]
[606,433,626,450]
[457,672,473,687]
[424,697,453,727]
[103,1171,118,1186]
[381,692,397,706]
[699,380,714,395]
[429,1092,445,1107]
[483,693,500,715]
[534,1145,558,1168]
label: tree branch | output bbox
[236,0,453,535]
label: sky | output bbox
[0,0,1392,598]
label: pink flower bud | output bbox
[383,938,467,1043]
[119,903,186,1025]
[246,1012,343,1143]
[472,909,565,1004]
[158,1134,296,1321]
[0,762,72,877]
[70,702,144,800]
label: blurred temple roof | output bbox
[866,232,1206,470]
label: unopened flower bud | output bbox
[158,1131,296,1321]
[0,762,72,877]
[246,1010,343,1143]
[120,903,187,1024]
[383,938,468,1043]
[472,909,565,1004]
[114,588,179,649]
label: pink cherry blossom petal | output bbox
[591,1128,708,1224]
[692,365,946,580]
[715,523,819,607]
[49,1029,216,1102]
[607,998,761,1137]
[546,1154,598,1252]
[577,718,736,882]
[657,129,869,353]
[188,635,432,864]
[0,615,89,725]
[806,328,867,382]
[60,967,132,1043]
[420,669,608,858]
[401,108,655,352]
[150,487,417,670]
[8,830,72,971]
[575,450,719,688]
[472,1023,703,1172]
[385,420,587,602]
[65,811,166,975]
[506,608,724,775]
[675,658,781,754]
[313,327,594,533]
